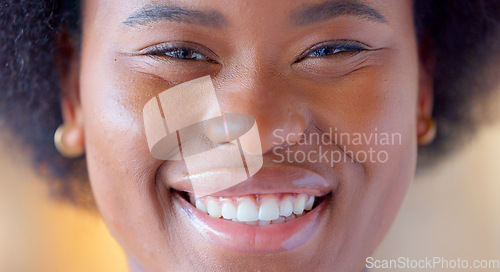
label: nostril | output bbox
[225,113,256,139]
[205,113,258,145]
[205,116,228,144]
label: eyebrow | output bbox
[291,0,387,25]
[123,5,226,27]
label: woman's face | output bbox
[69,0,429,271]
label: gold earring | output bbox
[54,124,84,158]
[418,118,436,145]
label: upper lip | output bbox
[162,164,336,197]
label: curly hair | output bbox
[0,0,499,206]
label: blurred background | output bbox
[1,91,499,272]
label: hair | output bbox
[0,0,499,207]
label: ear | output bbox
[416,40,435,142]
[56,29,85,153]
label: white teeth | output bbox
[207,198,222,218]
[293,194,306,215]
[305,196,315,211]
[237,197,259,222]
[195,199,207,213]
[279,197,293,217]
[191,193,321,224]
[258,196,280,221]
[221,201,237,219]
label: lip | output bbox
[172,190,331,254]
[165,164,336,197]
[163,164,336,253]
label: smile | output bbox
[167,165,336,254]
[184,192,324,225]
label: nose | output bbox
[208,68,306,155]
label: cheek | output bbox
[304,50,419,177]
[304,43,420,257]
[79,47,167,235]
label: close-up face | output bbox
[69,0,431,271]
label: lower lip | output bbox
[172,191,329,254]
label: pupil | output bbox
[180,49,190,58]
[314,47,335,57]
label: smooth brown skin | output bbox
[59,0,433,271]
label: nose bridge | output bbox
[214,64,306,154]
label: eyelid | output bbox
[139,41,219,62]
[295,39,370,62]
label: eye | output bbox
[297,40,368,62]
[143,42,217,63]
[163,47,209,61]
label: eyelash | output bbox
[144,43,217,63]
[297,40,368,62]
[144,40,367,63]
